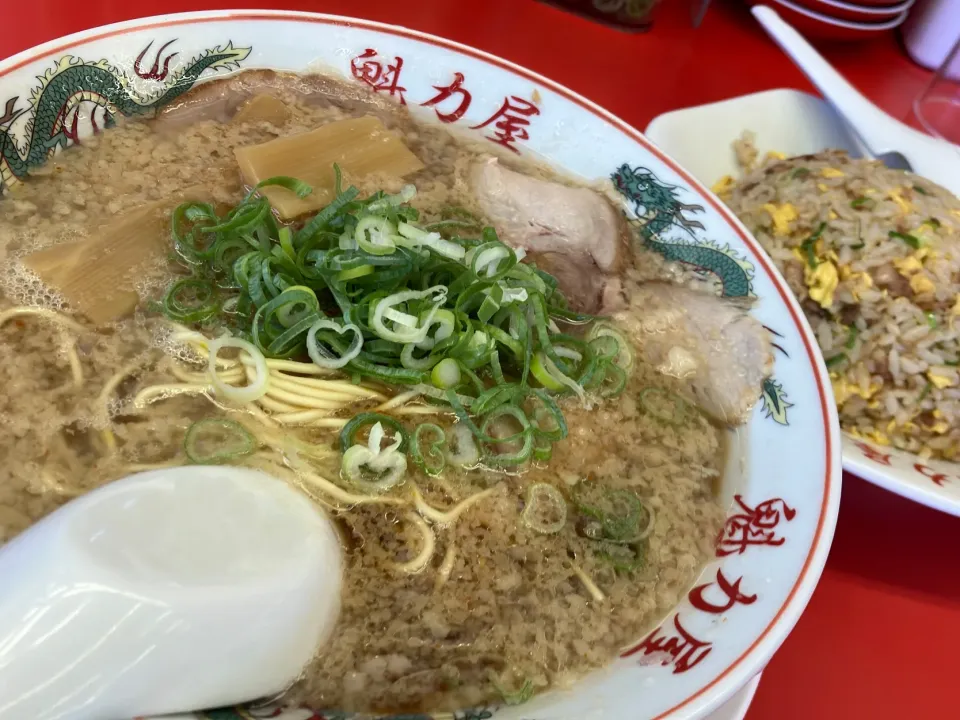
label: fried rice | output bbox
[716,139,959,461]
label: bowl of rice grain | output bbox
[714,136,960,515]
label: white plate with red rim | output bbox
[646,87,960,519]
[0,14,841,720]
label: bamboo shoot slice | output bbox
[234,115,424,219]
[23,187,214,325]
[232,94,292,126]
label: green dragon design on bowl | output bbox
[611,163,793,425]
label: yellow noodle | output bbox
[256,431,336,460]
[412,485,497,526]
[256,394,301,414]
[266,385,347,410]
[133,383,210,407]
[97,360,147,452]
[168,361,244,385]
[173,331,236,368]
[391,512,435,574]
[572,564,606,603]
[395,405,448,416]
[270,369,385,398]
[64,340,83,389]
[1,308,88,391]
[269,372,379,401]
[305,417,349,429]
[244,403,281,429]
[261,357,336,375]
[271,408,332,424]
[0,306,86,333]
[436,543,458,588]
[374,390,421,412]
[243,452,340,513]
[293,466,406,508]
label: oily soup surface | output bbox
[0,71,726,712]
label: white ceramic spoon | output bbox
[0,466,343,720]
[752,5,960,196]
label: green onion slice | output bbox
[491,675,535,706]
[825,353,848,369]
[587,323,634,370]
[339,412,409,453]
[521,483,567,534]
[578,488,649,543]
[430,357,462,389]
[639,387,691,426]
[446,423,480,467]
[845,324,859,349]
[306,318,363,369]
[184,418,256,464]
[253,175,313,199]
[889,230,922,249]
[163,278,219,323]
[410,423,446,475]
[341,420,407,493]
[479,404,533,466]
[597,541,646,574]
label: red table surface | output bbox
[1,1,958,718]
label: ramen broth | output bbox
[0,70,735,712]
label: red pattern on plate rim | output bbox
[0,12,837,718]
[852,439,958,489]
[913,463,954,487]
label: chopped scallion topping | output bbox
[162,165,632,473]
[521,483,568,534]
[889,230,922,249]
[825,353,848,368]
[845,324,859,349]
[800,222,827,268]
[184,418,256,464]
[639,387,692,426]
[490,675,535,706]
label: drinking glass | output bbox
[915,35,960,146]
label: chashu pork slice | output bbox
[617,283,773,426]
[470,158,629,313]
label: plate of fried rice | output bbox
[647,89,960,516]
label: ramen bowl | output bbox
[0,10,841,720]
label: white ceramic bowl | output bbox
[746,0,908,40]
[746,0,915,24]
[646,88,960,519]
[0,13,842,720]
